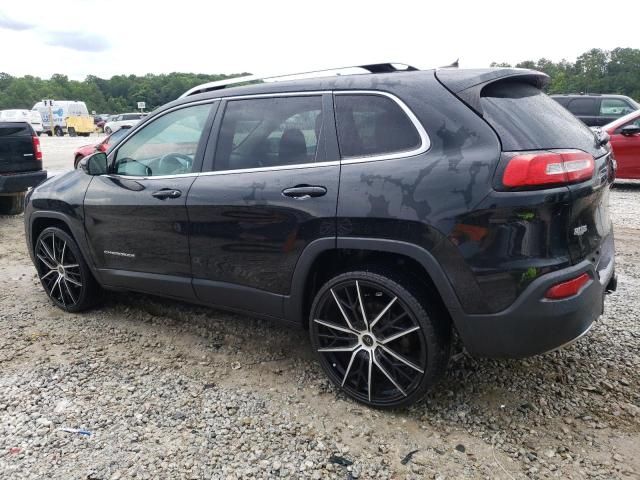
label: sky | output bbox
[2,0,640,80]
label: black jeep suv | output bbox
[24,65,616,408]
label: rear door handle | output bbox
[152,189,182,199]
[282,185,327,200]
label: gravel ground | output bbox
[0,182,639,479]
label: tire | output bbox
[34,227,101,312]
[104,127,112,135]
[0,192,25,215]
[54,126,64,137]
[46,131,53,137]
[309,268,451,408]
[68,127,77,137]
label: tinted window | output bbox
[480,82,599,155]
[566,98,598,116]
[114,104,211,176]
[214,96,322,171]
[600,99,634,117]
[334,94,420,158]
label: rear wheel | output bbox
[54,126,64,137]
[309,269,450,408]
[0,192,25,215]
[34,227,100,312]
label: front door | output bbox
[186,93,339,317]
[83,101,216,298]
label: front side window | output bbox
[113,103,211,176]
[214,96,323,171]
[600,99,634,117]
[334,94,421,158]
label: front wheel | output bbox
[34,227,100,312]
[104,127,112,135]
[309,269,450,408]
[54,126,64,137]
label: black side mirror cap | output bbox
[620,124,640,136]
[80,152,108,175]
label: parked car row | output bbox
[24,64,617,408]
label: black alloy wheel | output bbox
[310,270,450,408]
[34,227,99,312]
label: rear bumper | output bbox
[457,234,615,358]
[0,170,48,194]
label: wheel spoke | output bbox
[313,318,358,336]
[51,233,57,262]
[367,350,373,402]
[60,241,66,264]
[378,344,424,373]
[64,275,82,287]
[379,325,420,345]
[369,296,397,329]
[331,288,357,331]
[373,353,407,397]
[62,264,79,269]
[39,242,56,265]
[37,253,56,270]
[318,344,360,353]
[341,347,362,386]
[63,279,77,304]
[355,280,368,329]
[41,269,57,280]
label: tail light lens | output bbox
[97,143,107,152]
[545,273,591,300]
[32,135,42,161]
[502,150,595,188]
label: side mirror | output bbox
[620,124,640,136]
[80,152,108,175]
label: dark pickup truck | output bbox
[0,122,47,214]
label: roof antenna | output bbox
[441,58,459,68]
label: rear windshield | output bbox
[481,81,599,154]
[0,123,31,136]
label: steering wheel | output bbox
[158,153,193,175]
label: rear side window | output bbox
[566,98,598,116]
[334,94,421,158]
[480,82,599,155]
[600,98,634,117]
[0,124,30,136]
[214,96,322,171]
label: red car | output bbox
[73,126,131,168]
[602,110,640,179]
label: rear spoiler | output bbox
[435,68,549,115]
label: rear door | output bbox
[599,98,637,127]
[83,101,217,298]
[0,122,37,174]
[186,93,339,317]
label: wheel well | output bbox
[301,249,451,328]
[31,217,73,253]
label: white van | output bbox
[0,109,44,135]
[31,100,90,136]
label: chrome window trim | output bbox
[106,89,430,180]
[334,90,430,164]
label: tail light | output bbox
[32,135,42,161]
[97,143,107,152]
[545,273,590,300]
[502,150,595,188]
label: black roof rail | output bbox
[179,63,419,98]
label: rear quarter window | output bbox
[480,82,599,155]
[334,94,421,158]
[566,98,598,116]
